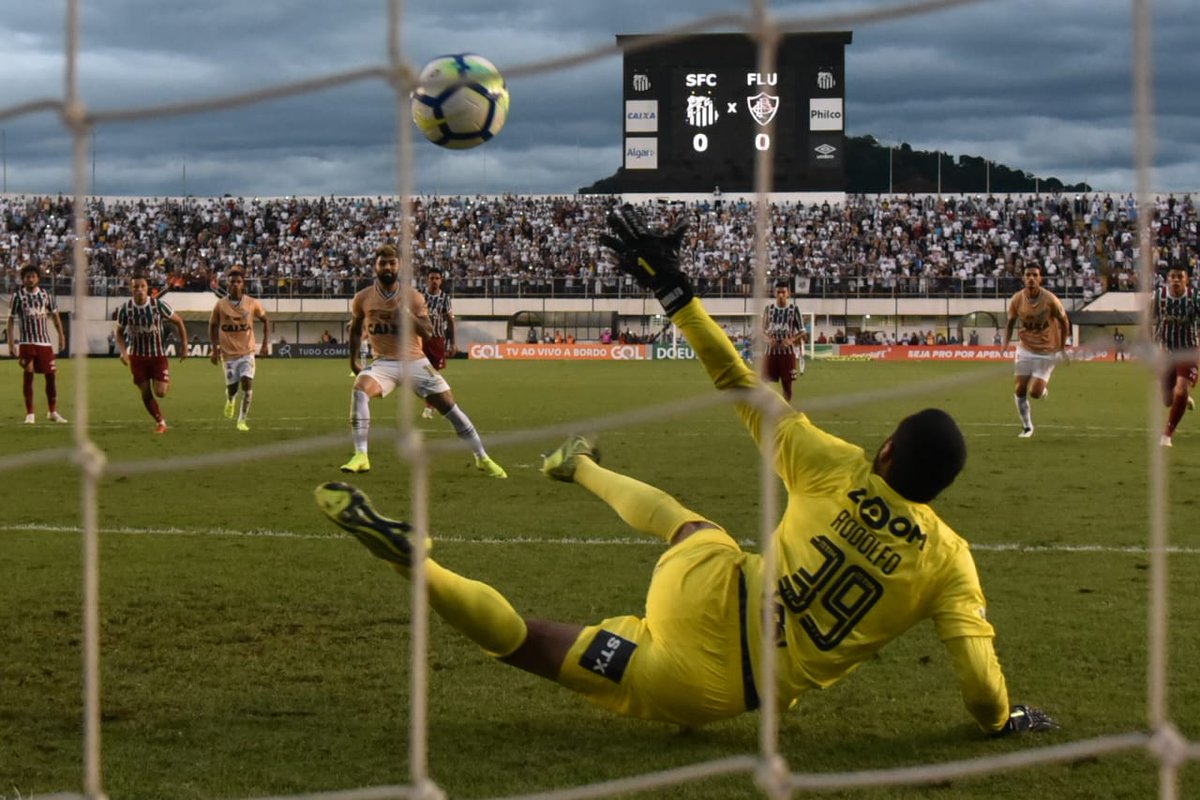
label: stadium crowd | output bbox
[0,192,1194,299]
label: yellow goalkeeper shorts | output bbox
[556,528,758,726]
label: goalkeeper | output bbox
[314,206,1054,736]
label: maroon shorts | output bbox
[422,337,448,370]
[130,355,170,384]
[763,350,796,383]
[18,344,56,374]
[1164,359,1199,392]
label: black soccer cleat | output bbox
[314,482,420,566]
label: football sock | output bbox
[1014,394,1032,428]
[405,559,527,658]
[239,389,253,421]
[574,457,704,543]
[45,373,57,412]
[1167,393,1188,435]
[22,372,34,413]
[351,389,370,453]
[141,390,163,422]
[443,404,486,458]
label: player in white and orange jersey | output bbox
[209,268,270,431]
[339,244,505,477]
[1000,261,1070,438]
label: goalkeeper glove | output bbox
[599,204,694,315]
[993,705,1058,736]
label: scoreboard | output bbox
[616,32,852,193]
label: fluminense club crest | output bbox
[747,92,779,126]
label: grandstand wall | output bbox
[56,292,1093,354]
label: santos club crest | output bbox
[747,92,779,126]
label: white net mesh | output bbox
[1,0,1185,797]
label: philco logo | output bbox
[632,72,651,92]
[814,143,837,160]
[747,92,779,126]
[816,70,836,90]
[809,98,844,131]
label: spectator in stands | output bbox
[0,192,1192,300]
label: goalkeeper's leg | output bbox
[553,440,714,544]
[316,482,529,658]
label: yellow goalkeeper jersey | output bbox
[673,299,1009,731]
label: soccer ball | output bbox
[410,54,509,150]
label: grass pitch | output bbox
[3,355,1200,799]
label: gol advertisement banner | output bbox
[834,345,1106,362]
[468,342,651,360]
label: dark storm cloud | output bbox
[0,0,1195,196]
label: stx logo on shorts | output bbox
[580,630,636,683]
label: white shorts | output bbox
[359,357,451,398]
[223,354,257,384]
[1014,345,1057,382]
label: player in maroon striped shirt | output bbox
[115,274,189,433]
[419,267,456,419]
[7,264,68,424]
[761,281,805,401]
[1154,263,1200,447]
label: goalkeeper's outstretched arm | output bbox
[670,299,793,448]
[599,204,793,450]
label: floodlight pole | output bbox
[888,145,893,196]
[936,151,941,197]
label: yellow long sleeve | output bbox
[943,635,1010,732]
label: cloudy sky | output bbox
[0,0,1196,197]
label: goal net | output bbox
[0,0,1183,799]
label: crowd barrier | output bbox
[463,343,1118,362]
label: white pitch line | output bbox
[4,524,1199,554]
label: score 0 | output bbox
[693,132,772,152]
[684,70,778,153]
[745,74,778,153]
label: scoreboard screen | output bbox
[616,32,852,193]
